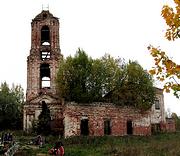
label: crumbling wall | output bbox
[64,102,152,138]
[151,92,166,124]
[23,95,63,131]
[166,118,176,132]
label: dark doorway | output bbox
[104,120,111,135]
[151,124,161,134]
[80,119,89,135]
[127,120,133,135]
[50,119,64,137]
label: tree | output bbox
[148,0,180,98]
[57,48,92,102]
[112,61,155,111]
[56,49,123,103]
[56,49,155,111]
[0,82,24,129]
[36,101,51,135]
[88,54,123,102]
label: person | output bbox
[48,141,64,156]
[59,142,64,156]
[37,135,43,147]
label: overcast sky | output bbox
[0,0,179,114]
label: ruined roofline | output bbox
[65,102,149,109]
[32,10,59,22]
[104,86,163,98]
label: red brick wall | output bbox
[26,10,63,102]
[64,103,152,137]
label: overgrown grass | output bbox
[9,131,180,156]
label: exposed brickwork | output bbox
[166,118,176,132]
[23,10,63,131]
[26,10,63,101]
[23,10,172,136]
[64,103,153,137]
[63,89,167,137]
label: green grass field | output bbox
[11,131,180,156]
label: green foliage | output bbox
[56,49,155,110]
[36,101,51,135]
[89,54,123,100]
[0,82,24,129]
[57,49,123,103]
[14,132,180,156]
[112,61,155,110]
[57,48,92,102]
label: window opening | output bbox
[155,100,160,110]
[40,64,50,88]
[104,119,111,135]
[127,120,133,135]
[41,51,51,60]
[42,77,50,88]
[41,26,50,45]
[42,42,50,46]
[80,119,89,135]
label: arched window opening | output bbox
[42,42,50,46]
[41,51,51,60]
[155,99,160,110]
[41,26,50,45]
[40,64,50,89]
[42,77,50,88]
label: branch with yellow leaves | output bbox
[162,1,180,41]
[148,45,180,98]
[148,0,180,98]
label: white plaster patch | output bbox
[134,116,150,127]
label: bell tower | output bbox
[26,10,62,100]
[24,10,63,132]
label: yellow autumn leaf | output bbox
[174,0,180,6]
[161,52,165,57]
[160,78,165,81]
[158,68,162,72]
[149,69,156,75]
[176,65,180,72]
[165,88,170,93]
[165,60,173,69]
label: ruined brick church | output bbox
[23,10,174,137]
